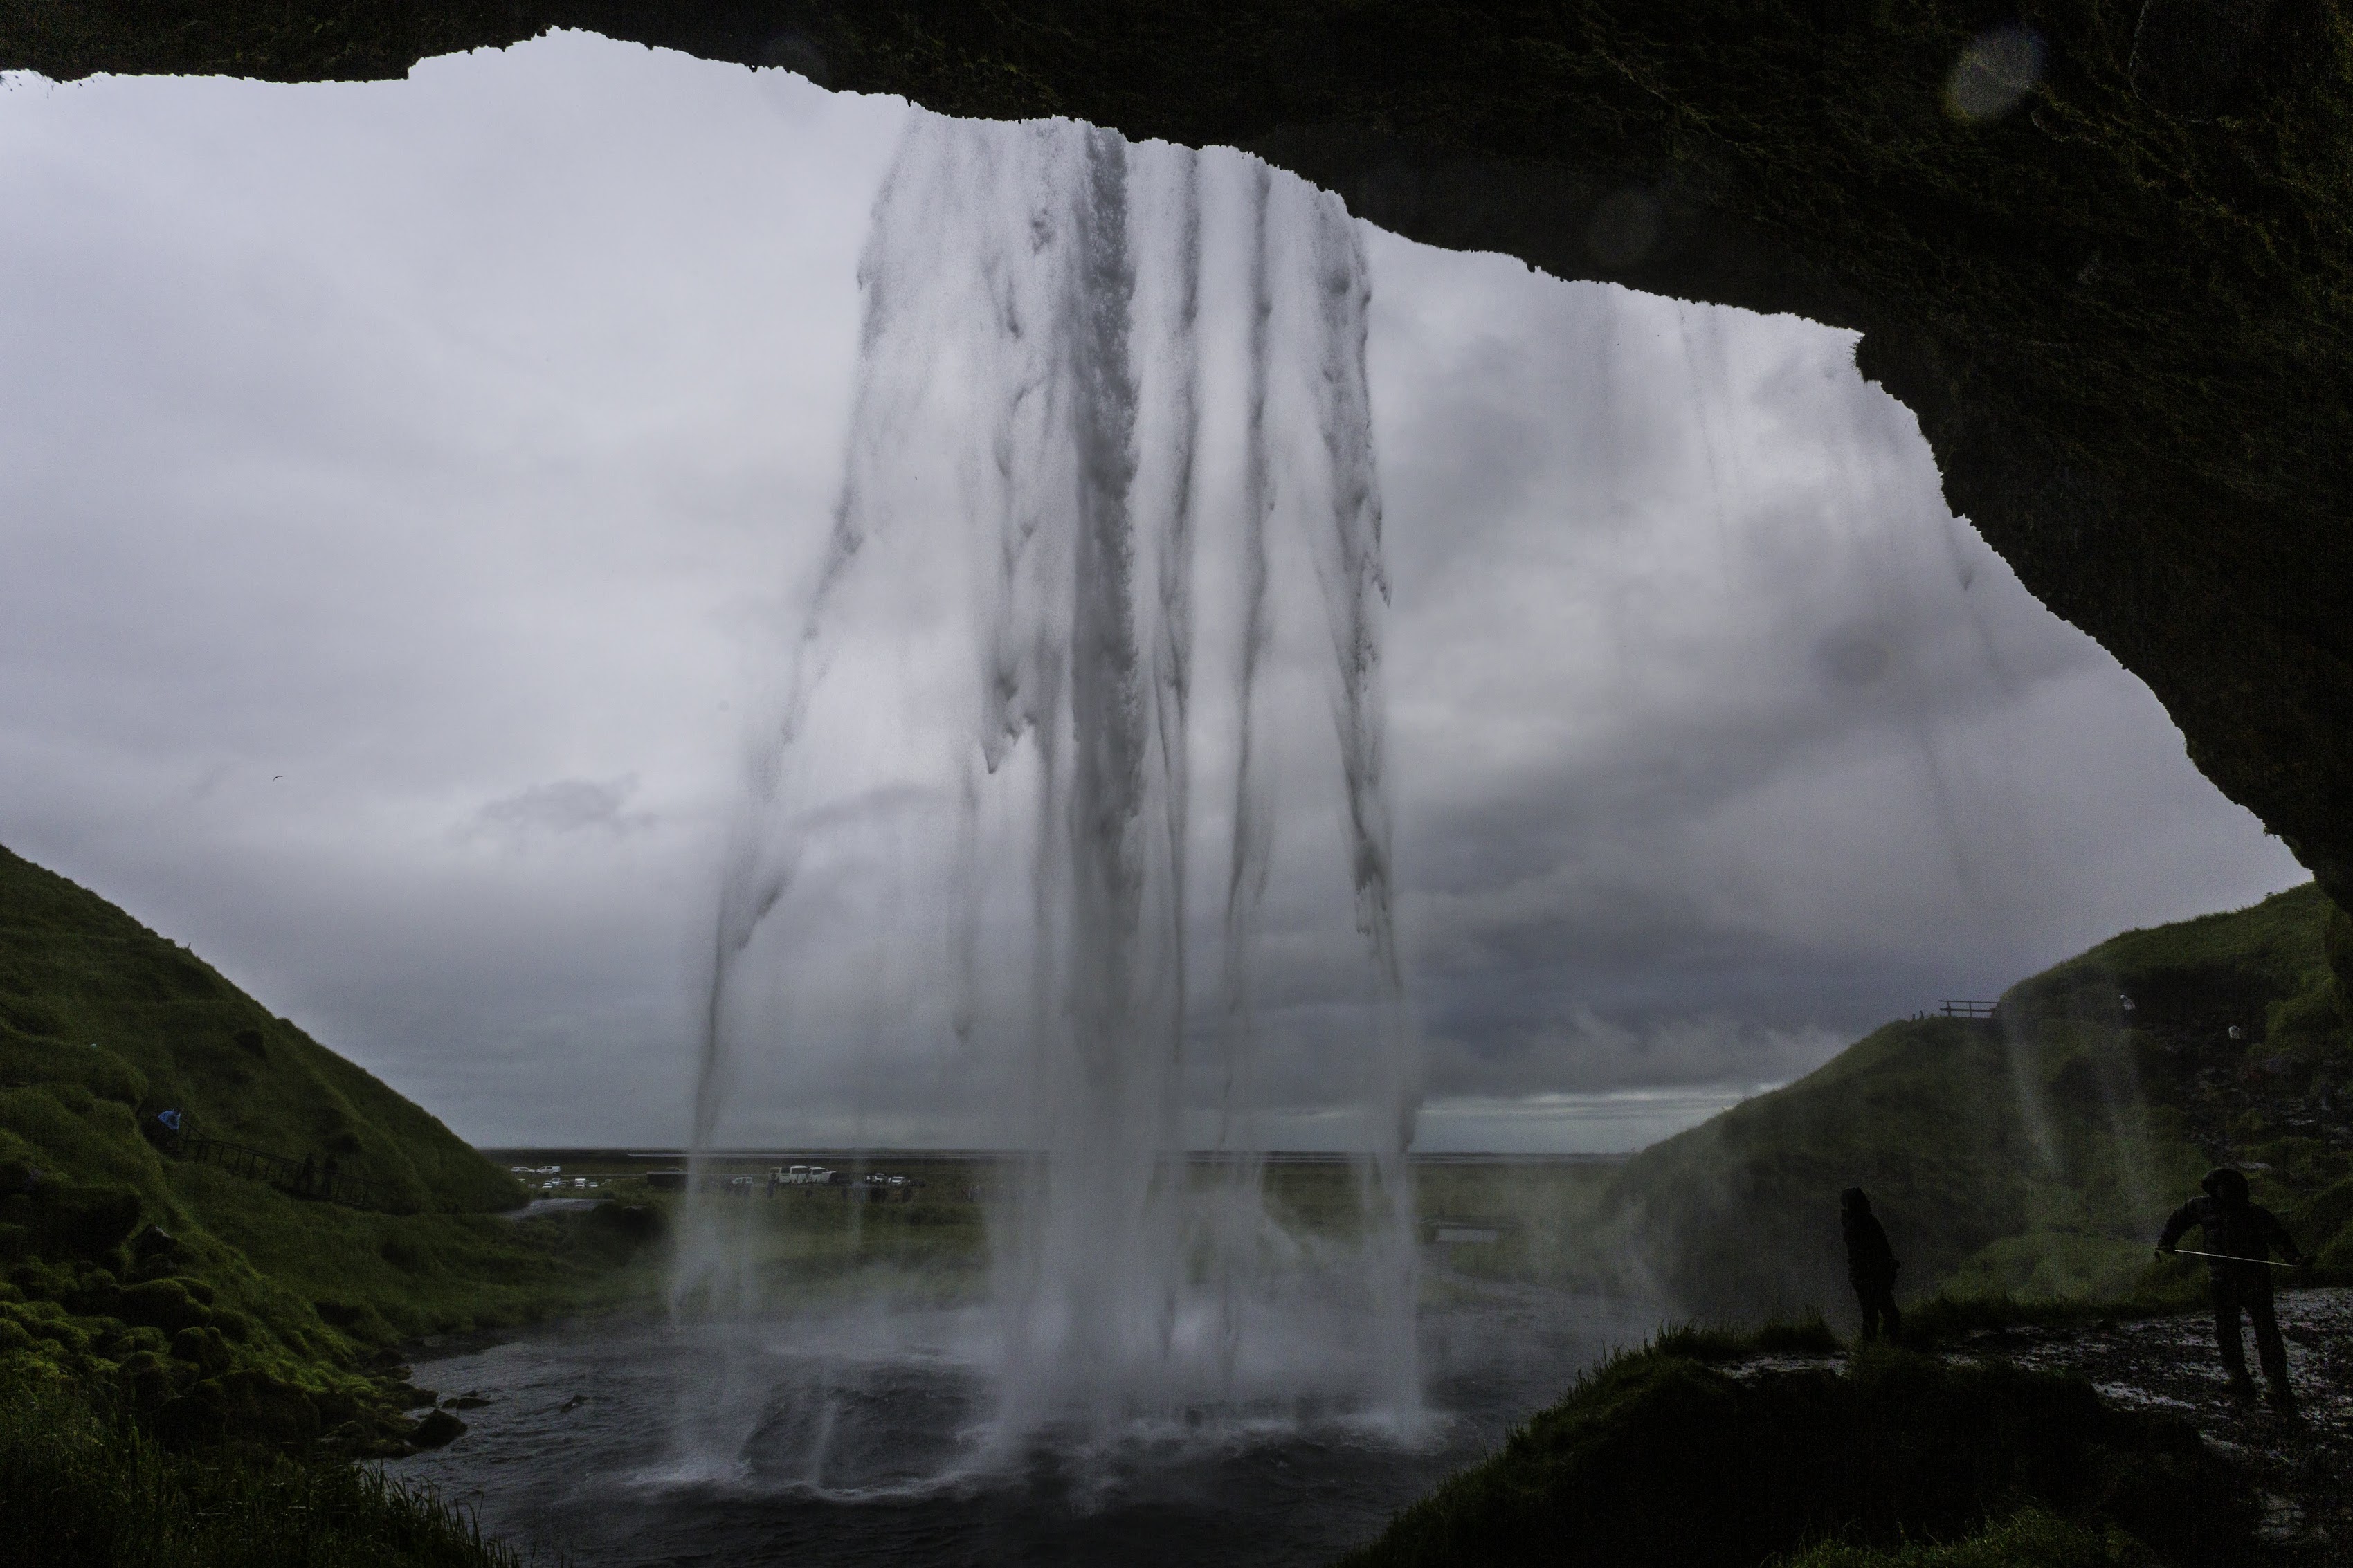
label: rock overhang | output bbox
[6,0,2348,913]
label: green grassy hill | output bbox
[1599,884,2353,1321]
[0,843,659,1454]
[0,845,520,1216]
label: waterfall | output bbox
[680,112,1420,1448]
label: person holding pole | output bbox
[2156,1167,2307,1412]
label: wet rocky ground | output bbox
[1730,1286,2353,1560]
[1965,1286,2353,1560]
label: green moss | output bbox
[0,842,662,1464]
[0,1370,531,1567]
[2006,882,2340,1032]
[1892,1293,2127,1347]
[1600,883,2352,1318]
[1649,1315,1845,1364]
[1937,1232,2159,1302]
[0,845,525,1216]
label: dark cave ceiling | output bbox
[8,0,2350,923]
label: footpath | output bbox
[1729,1288,2353,1559]
[1975,1287,2352,1558]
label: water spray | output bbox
[680,111,1425,1456]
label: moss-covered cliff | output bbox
[2,843,659,1455]
[5,0,2350,918]
[1602,882,2353,1320]
[1,845,519,1219]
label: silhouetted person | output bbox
[298,1151,316,1196]
[1840,1188,1902,1342]
[2158,1167,2305,1411]
[321,1154,340,1198]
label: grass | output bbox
[1405,1159,1621,1282]
[1,1370,540,1567]
[1773,1510,2143,1568]
[657,1155,1628,1315]
[3,856,2339,1565]
[1597,883,2353,1321]
[1342,888,2347,1568]
[1340,1336,2253,1568]
[0,844,523,1216]
[0,842,666,1461]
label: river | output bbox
[388,1281,1654,1567]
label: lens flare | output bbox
[1945,27,2046,124]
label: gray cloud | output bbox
[0,36,2307,1149]
[469,776,655,844]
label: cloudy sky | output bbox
[0,34,2306,1151]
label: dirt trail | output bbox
[1722,1287,2352,1558]
[1967,1286,2352,1559]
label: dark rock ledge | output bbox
[1729,1286,2353,1557]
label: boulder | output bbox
[168,1324,230,1376]
[408,1408,467,1449]
[128,1223,179,1261]
[210,1368,322,1447]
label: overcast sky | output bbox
[0,34,2307,1151]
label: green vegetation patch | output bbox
[0,844,666,1460]
[0,844,523,1216]
[1600,884,2353,1322]
[1,1370,532,1568]
[1775,1508,2142,1568]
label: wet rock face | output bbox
[5,0,2350,913]
[2131,0,2282,117]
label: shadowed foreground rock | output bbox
[1342,1327,2260,1567]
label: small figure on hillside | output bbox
[321,1154,340,1195]
[2157,1167,2306,1412]
[1840,1188,1902,1342]
[298,1151,317,1194]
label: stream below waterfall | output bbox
[388,1282,1654,1567]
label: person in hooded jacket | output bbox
[1839,1188,1901,1341]
[2157,1167,2306,1411]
